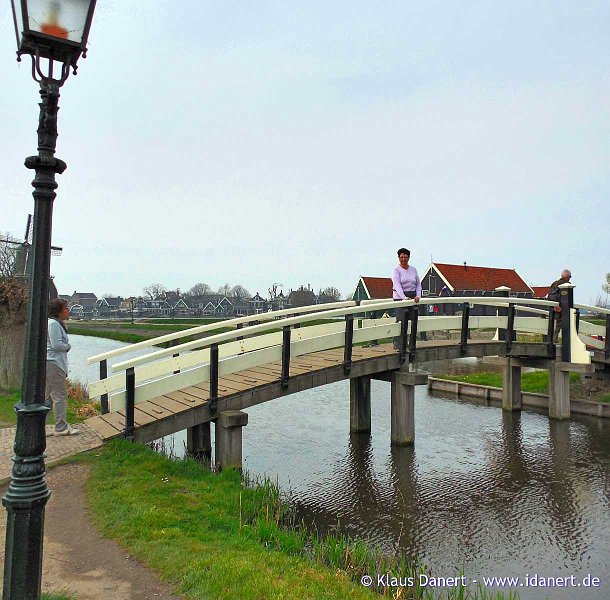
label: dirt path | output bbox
[0,463,182,600]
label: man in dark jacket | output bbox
[547,269,571,342]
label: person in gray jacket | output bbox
[46,298,79,435]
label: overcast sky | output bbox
[2,1,608,303]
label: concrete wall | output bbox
[428,377,610,419]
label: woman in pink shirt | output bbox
[392,248,421,349]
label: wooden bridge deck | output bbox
[86,339,520,443]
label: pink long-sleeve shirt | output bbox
[392,265,422,300]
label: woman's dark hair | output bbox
[48,298,68,318]
[397,248,410,257]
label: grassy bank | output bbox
[68,318,336,346]
[0,381,99,427]
[439,371,610,403]
[83,440,516,600]
[439,371,581,394]
[68,326,152,344]
[438,371,610,403]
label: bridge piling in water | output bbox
[502,359,522,412]
[215,410,248,470]
[390,371,428,445]
[187,421,212,462]
[350,376,371,433]
[549,363,571,420]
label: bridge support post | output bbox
[502,359,522,412]
[391,372,427,446]
[215,411,248,470]
[549,364,570,420]
[350,376,371,433]
[187,421,212,462]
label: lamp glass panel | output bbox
[12,0,24,45]
[26,0,90,43]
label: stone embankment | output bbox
[428,377,610,418]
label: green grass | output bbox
[68,326,151,344]
[144,318,226,325]
[583,318,605,326]
[41,593,77,600]
[0,385,98,427]
[440,371,581,394]
[84,440,517,600]
[601,393,610,404]
[86,440,375,600]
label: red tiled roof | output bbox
[434,263,532,293]
[532,286,550,299]
[361,276,392,299]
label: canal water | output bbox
[70,335,610,599]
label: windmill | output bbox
[0,214,62,280]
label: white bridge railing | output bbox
[86,296,609,437]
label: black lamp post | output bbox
[3,2,97,598]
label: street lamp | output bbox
[3,2,97,599]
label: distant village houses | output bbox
[61,283,332,319]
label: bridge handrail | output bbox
[87,300,356,365]
[109,296,558,372]
[360,297,558,308]
[574,303,610,316]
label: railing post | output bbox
[399,307,409,365]
[281,326,291,389]
[236,322,244,341]
[170,339,180,375]
[125,367,135,441]
[546,307,555,356]
[460,302,470,356]
[343,314,354,376]
[100,359,109,414]
[408,306,418,361]
[495,286,511,341]
[293,313,301,329]
[559,283,573,363]
[605,314,610,359]
[575,308,580,332]
[209,343,219,414]
[506,303,516,352]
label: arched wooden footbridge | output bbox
[85,285,609,467]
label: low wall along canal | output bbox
[428,377,610,418]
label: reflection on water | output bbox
[242,383,610,599]
[67,334,158,385]
[70,336,610,599]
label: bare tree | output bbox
[0,279,28,388]
[0,232,20,278]
[594,273,610,310]
[230,285,251,299]
[187,282,212,296]
[143,283,167,299]
[217,283,232,296]
[318,286,342,303]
